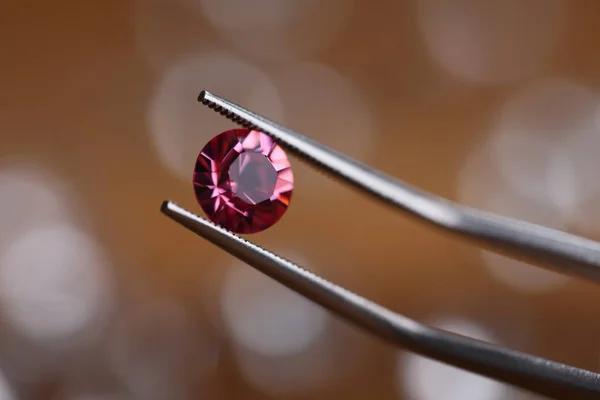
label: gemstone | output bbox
[193,128,294,234]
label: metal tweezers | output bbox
[161,90,600,399]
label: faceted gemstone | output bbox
[193,128,294,234]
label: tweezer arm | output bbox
[198,90,600,284]
[162,201,600,399]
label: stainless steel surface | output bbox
[197,90,600,284]
[161,200,600,399]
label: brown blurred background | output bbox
[1,0,600,399]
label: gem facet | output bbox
[193,129,294,234]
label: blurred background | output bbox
[1,0,600,399]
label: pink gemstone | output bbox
[193,128,294,234]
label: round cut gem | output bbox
[193,128,294,234]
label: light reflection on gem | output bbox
[229,153,278,205]
[193,129,293,234]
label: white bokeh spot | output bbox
[148,52,283,180]
[398,318,506,400]
[0,224,113,344]
[221,253,328,357]
[458,80,600,293]
[0,163,76,246]
[189,0,354,61]
[418,0,564,85]
[491,80,600,206]
[109,299,215,400]
[0,369,15,400]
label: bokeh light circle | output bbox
[274,62,373,157]
[459,137,572,293]
[132,0,211,71]
[193,0,303,30]
[458,80,600,293]
[0,368,15,400]
[397,317,507,400]
[188,0,355,61]
[148,52,283,180]
[0,163,77,246]
[490,80,600,206]
[478,197,572,293]
[418,0,564,85]
[221,254,328,357]
[0,224,113,345]
[109,299,216,400]
[272,62,373,193]
[234,341,336,397]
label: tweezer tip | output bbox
[197,90,208,103]
[160,200,174,214]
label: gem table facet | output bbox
[193,129,294,234]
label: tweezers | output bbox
[160,90,600,399]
